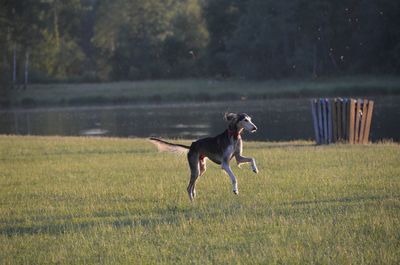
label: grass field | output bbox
[1,135,399,264]
[4,75,400,107]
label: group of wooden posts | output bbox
[311,98,374,144]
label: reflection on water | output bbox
[80,128,109,136]
[1,97,399,141]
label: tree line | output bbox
[1,0,399,86]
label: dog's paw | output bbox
[253,168,259,174]
[233,189,239,195]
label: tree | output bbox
[162,0,209,77]
[1,0,399,83]
[32,0,86,80]
[225,0,400,79]
[226,0,299,79]
[92,0,174,79]
[93,0,208,80]
[0,0,46,87]
[203,0,248,77]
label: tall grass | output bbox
[6,75,400,107]
[0,136,399,264]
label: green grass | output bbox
[1,135,399,264]
[5,75,400,107]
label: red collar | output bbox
[228,129,241,140]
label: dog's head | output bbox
[224,112,258,133]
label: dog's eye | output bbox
[244,118,249,122]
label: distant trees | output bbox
[1,0,46,87]
[0,0,399,85]
[0,0,85,87]
[226,0,400,79]
[203,0,248,78]
[92,0,208,80]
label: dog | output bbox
[149,112,258,201]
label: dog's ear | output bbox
[224,112,238,122]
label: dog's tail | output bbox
[149,137,190,154]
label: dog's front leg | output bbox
[234,139,258,173]
[236,155,258,173]
[222,162,239,194]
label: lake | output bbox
[1,97,399,142]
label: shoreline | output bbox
[2,76,400,109]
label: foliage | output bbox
[0,136,399,264]
[0,0,399,84]
[226,0,400,79]
[92,0,208,80]
[203,0,248,77]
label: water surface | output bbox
[1,97,399,142]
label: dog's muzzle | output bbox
[251,126,258,133]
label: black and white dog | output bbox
[150,113,258,201]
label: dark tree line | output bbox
[1,0,399,86]
[227,0,400,79]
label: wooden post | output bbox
[354,99,362,143]
[311,99,320,144]
[363,100,374,144]
[337,98,342,140]
[327,99,332,143]
[348,99,355,144]
[322,99,328,144]
[331,99,337,143]
[317,99,323,144]
[359,99,368,143]
[331,99,337,142]
[342,98,347,141]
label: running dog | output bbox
[149,113,258,201]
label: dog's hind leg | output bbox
[187,151,200,201]
[199,156,207,176]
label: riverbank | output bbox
[1,135,399,264]
[3,75,400,108]
[2,95,399,141]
